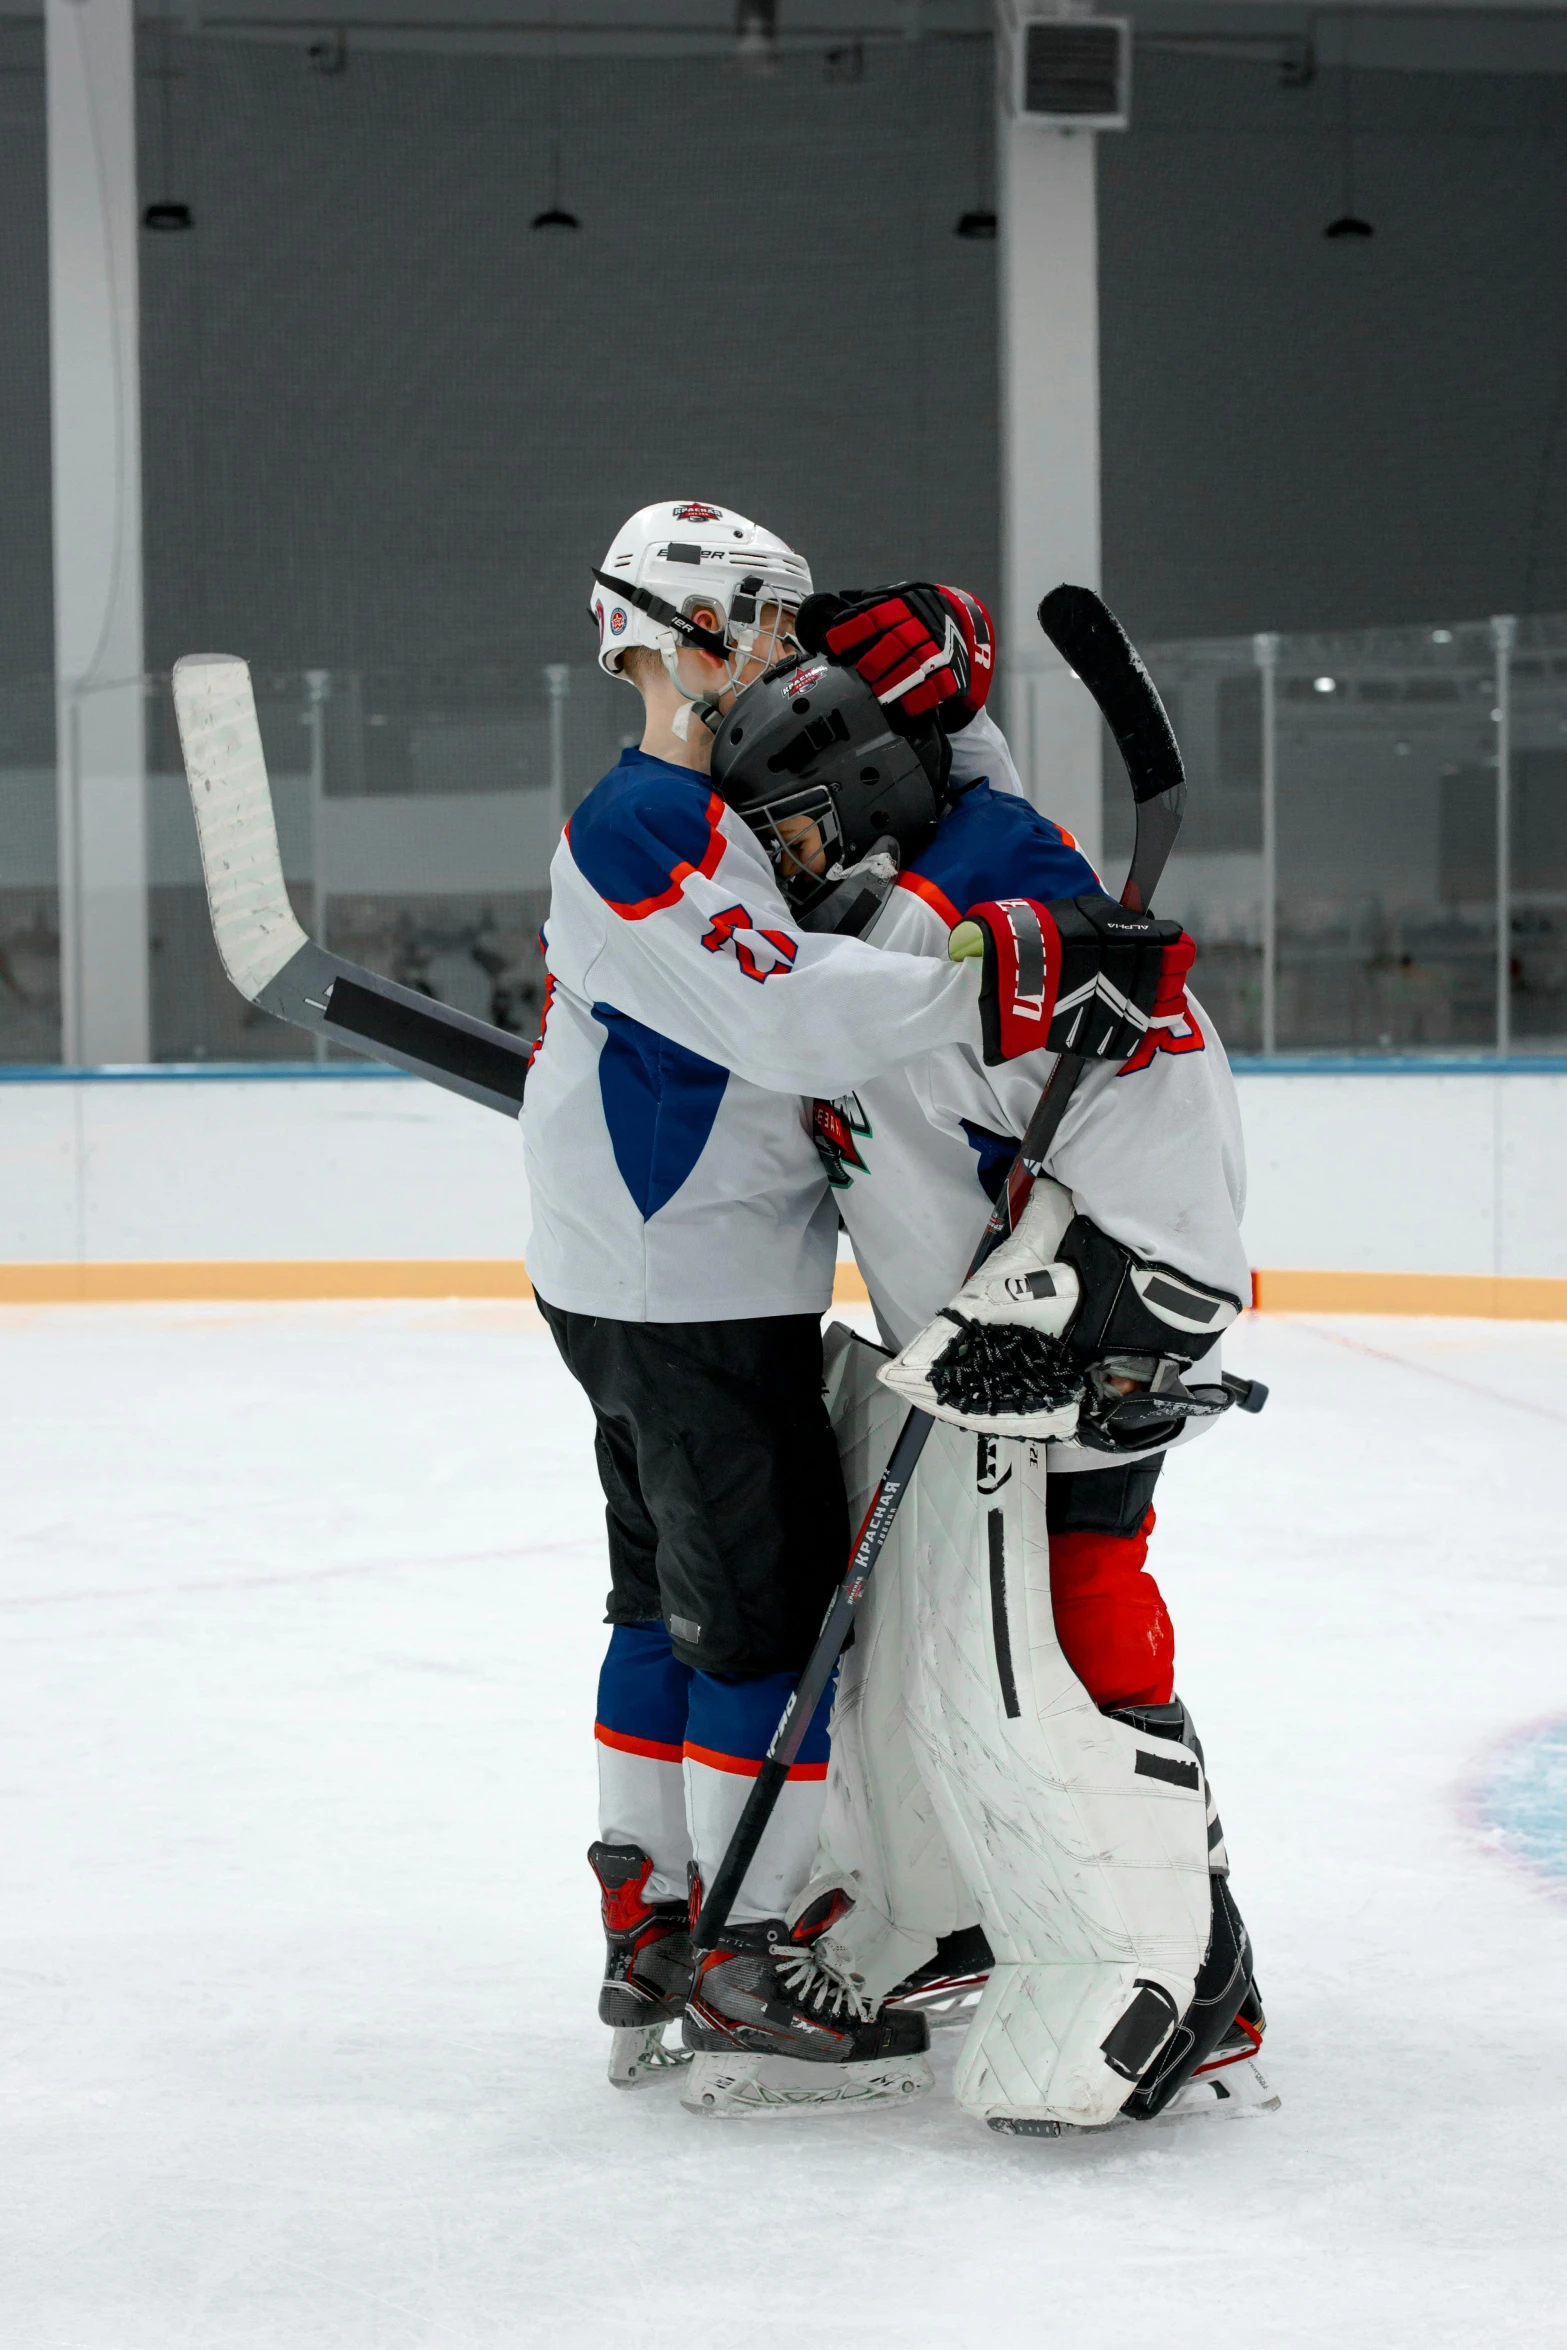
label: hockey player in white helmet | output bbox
[528,502,1024,2114]
[704,585,1276,2133]
[589,500,810,734]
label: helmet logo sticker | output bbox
[593,600,605,639]
[609,607,627,635]
[673,502,723,522]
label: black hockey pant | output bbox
[535,1297,850,1679]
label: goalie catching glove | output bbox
[877,1178,1243,1447]
[951,892,1196,1068]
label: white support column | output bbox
[47,0,148,1065]
[997,25,1103,866]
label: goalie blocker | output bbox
[951,892,1196,1070]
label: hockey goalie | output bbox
[706,595,1278,2135]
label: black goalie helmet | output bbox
[709,656,950,928]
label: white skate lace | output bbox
[775,1946,875,2022]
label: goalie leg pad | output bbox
[894,1424,1214,2128]
[808,1327,976,2004]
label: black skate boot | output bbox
[681,1891,932,2117]
[885,1923,994,2030]
[588,1842,695,2092]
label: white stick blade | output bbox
[172,654,308,1003]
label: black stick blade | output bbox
[1037,585,1185,808]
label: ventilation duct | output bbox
[1012,16,1131,129]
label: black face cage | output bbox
[741,779,850,905]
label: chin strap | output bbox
[669,694,722,745]
[594,568,733,735]
[795,841,901,938]
[593,569,729,660]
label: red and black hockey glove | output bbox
[954,893,1194,1067]
[796,582,994,730]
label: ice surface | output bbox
[2,1301,1565,2349]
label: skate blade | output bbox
[891,1982,986,2031]
[680,2048,933,2118]
[607,2024,694,2092]
[983,2056,1280,2137]
[1160,2056,1280,2121]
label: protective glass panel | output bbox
[142,661,639,1064]
[1107,639,1265,1052]
[1511,615,1567,1050]
[0,680,59,1064]
[1273,621,1498,1053]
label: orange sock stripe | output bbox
[594,1722,684,1764]
[682,1740,828,1782]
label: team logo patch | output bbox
[609,607,627,635]
[673,502,723,523]
[788,665,827,698]
[1119,934,1205,1075]
[700,902,798,983]
[812,1094,869,1190]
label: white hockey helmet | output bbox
[590,501,813,706]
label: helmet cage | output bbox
[711,657,948,912]
[733,775,852,904]
[719,575,805,693]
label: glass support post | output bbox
[545,663,570,843]
[1253,630,1279,1055]
[1490,616,1515,1058]
[304,668,331,1061]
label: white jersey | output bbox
[813,770,1250,1463]
[522,746,981,1322]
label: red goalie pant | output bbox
[1045,1457,1174,1711]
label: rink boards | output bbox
[3,1061,1567,1315]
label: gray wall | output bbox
[1100,50,1567,640]
[136,35,1000,677]
[5,27,1567,695]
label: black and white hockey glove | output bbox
[952,894,1195,1067]
[877,1179,1244,1448]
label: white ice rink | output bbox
[3,1301,1565,2349]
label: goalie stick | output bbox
[691,584,1189,1953]
[171,655,534,1116]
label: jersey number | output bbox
[700,903,799,983]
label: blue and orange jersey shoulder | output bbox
[898,780,1100,931]
[566,747,726,920]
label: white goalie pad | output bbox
[812,1325,973,2003]
[819,1325,1214,2129]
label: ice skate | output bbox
[884,1924,994,2030]
[607,2022,694,2092]
[681,1899,932,2117]
[1156,1986,1279,2120]
[589,1840,695,2071]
